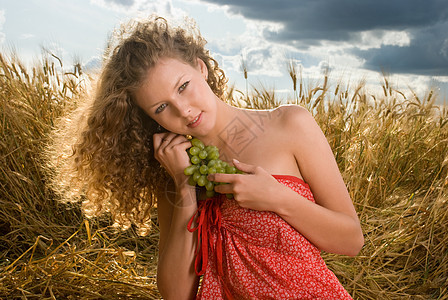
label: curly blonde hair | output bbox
[49,16,227,234]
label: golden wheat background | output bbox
[0,52,447,299]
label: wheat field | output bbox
[0,53,447,299]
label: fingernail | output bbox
[233,159,239,164]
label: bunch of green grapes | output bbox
[184,138,243,198]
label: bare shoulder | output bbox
[271,104,317,135]
[267,104,326,164]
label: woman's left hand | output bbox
[207,159,285,212]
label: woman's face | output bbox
[135,57,218,136]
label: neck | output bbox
[198,99,259,161]
[198,99,236,148]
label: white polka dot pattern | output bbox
[195,175,353,300]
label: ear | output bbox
[196,58,208,80]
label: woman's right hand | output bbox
[153,133,192,186]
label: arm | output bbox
[209,106,363,256]
[153,133,199,299]
[157,180,199,299]
[274,180,364,256]
[279,106,364,256]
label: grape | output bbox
[207,159,218,168]
[226,165,237,174]
[216,166,226,173]
[205,181,214,191]
[189,146,200,156]
[184,137,244,199]
[190,155,201,165]
[206,190,216,198]
[193,171,201,182]
[184,165,198,176]
[188,176,196,186]
[207,150,219,160]
[198,150,208,159]
[199,165,208,174]
[197,175,207,187]
[191,138,205,149]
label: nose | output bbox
[175,101,192,118]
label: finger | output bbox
[155,132,173,146]
[153,133,164,148]
[169,134,192,145]
[213,183,233,194]
[153,134,172,157]
[160,134,191,152]
[232,159,258,174]
[161,132,174,143]
[172,139,194,152]
[208,173,238,184]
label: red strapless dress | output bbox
[188,175,353,299]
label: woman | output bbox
[58,16,363,299]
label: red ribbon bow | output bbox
[187,194,234,299]
[187,194,224,276]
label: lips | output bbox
[187,112,202,128]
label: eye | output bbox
[155,103,167,114]
[178,80,190,93]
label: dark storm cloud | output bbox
[201,0,447,43]
[200,0,448,75]
[354,21,448,75]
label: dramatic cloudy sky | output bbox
[1,0,447,103]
